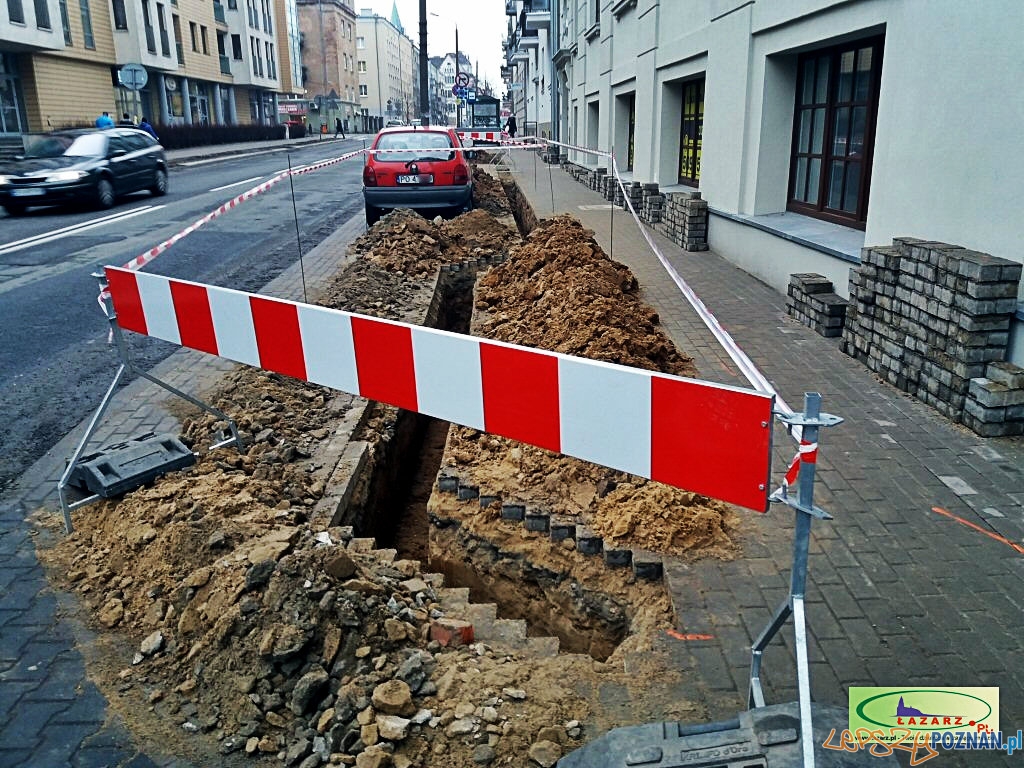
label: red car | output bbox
[361,125,473,225]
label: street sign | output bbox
[467,89,476,102]
[455,72,470,87]
[118,63,148,91]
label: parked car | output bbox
[362,125,473,225]
[0,128,168,216]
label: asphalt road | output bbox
[0,140,367,493]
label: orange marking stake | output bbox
[666,629,715,641]
[931,506,1024,554]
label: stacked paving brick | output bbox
[965,362,1024,436]
[640,183,664,224]
[658,190,709,251]
[786,273,848,338]
[842,237,1023,433]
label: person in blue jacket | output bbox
[95,111,115,128]
[138,117,159,141]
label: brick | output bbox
[429,618,474,647]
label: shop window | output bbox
[678,77,704,186]
[788,36,883,228]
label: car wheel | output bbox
[95,178,115,209]
[3,203,26,217]
[365,204,381,226]
[150,168,168,197]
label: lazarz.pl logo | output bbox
[852,688,997,733]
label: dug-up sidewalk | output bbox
[507,150,1024,764]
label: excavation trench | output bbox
[362,167,627,661]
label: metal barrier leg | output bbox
[57,273,242,533]
[748,392,843,768]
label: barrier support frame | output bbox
[57,272,242,534]
[748,392,841,768]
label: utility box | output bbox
[68,433,196,498]
[558,703,896,767]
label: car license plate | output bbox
[11,188,45,197]
[396,174,432,184]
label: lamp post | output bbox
[418,0,427,125]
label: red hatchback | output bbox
[362,125,473,225]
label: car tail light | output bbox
[453,163,469,185]
[363,163,377,186]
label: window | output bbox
[79,0,94,47]
[265,41,275,78]
[157,3,169,55]
[201,24,208,54]
[678,77,704,185]
[34,0,50,29]
[359,84,367,96]
[7,0,24,24]
[58,0,71,42]
[356,35,364,49]
[173,13,183,61]
[111,0,126,29]
[227,0,235,8]
[231,32,242,59]
[358,60,366,73]
[190,21,197,51]
[142,0,155,51]
[789,37,883,227]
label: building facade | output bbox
[1,0,297,141]
[507,0,1024,360]
[355,7,414,124]
[296,0,358,132]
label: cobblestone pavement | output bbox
[0,195,364,767]
[509,150,1024,766]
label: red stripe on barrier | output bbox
[105,268,147,335]
[650,377,772,512]
[480,343,560,453]
[351,317,418,412]
[170,281,219,355]
[250,296,307,381]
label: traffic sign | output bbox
[455,72,470,87]
[118,63,148,91]
[466,89,476,102]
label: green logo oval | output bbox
[855,690,992,731]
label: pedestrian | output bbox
[95,111,114,129]
[335,117,345,139]
[503,114,518,139]
[117,112,135,127]
[138,116,159,141]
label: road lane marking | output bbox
[0,206,155,253]
[209,176,263,193]
[0,206,165,257]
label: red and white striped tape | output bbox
[104,265,776,512]
[456,131,509,143]
[781,440,818,491]
[119,148,366,272]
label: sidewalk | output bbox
[508,150,1024,763]
[162,132,369,166]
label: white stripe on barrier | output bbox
[411,327,485,430]
[208,287,260,367]
[297,305,359,394]
[134,271,181,345]
[558,356,651,478]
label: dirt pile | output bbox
[445,215,737,556]
[471,166,514,218]
[347,208,518,278]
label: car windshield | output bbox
[23,133,106,159]
[374,132,455,163]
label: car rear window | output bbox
[374,132,455,163]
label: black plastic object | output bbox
[68,432,196,498]
[558,702,898,767]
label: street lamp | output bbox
[430,12,459,127]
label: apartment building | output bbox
[506,0,1024,360]
[355,7,415,124]
[296,0,358,132]
[1,0,297,137]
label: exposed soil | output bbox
[34,179,738,768]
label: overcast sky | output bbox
[360,1,507,89]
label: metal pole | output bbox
[455,26,460,128]
[418,0,428,125]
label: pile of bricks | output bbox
[640,184,664,224]
[658,190,709,251]
[786,273,849,338]
[842,237,1022,431]
[965,362,1024,436]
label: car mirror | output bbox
[109,149,127,158]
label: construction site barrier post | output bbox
[57,271,243,534]
[749,392,842,768]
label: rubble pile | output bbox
[445,215,738,556]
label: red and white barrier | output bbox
[457,131,509,143]
[104,265,775,512]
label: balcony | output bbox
[213,1,225,23]
[220,53,231,74]
[518,30,539,49]
[524,11,549,31]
